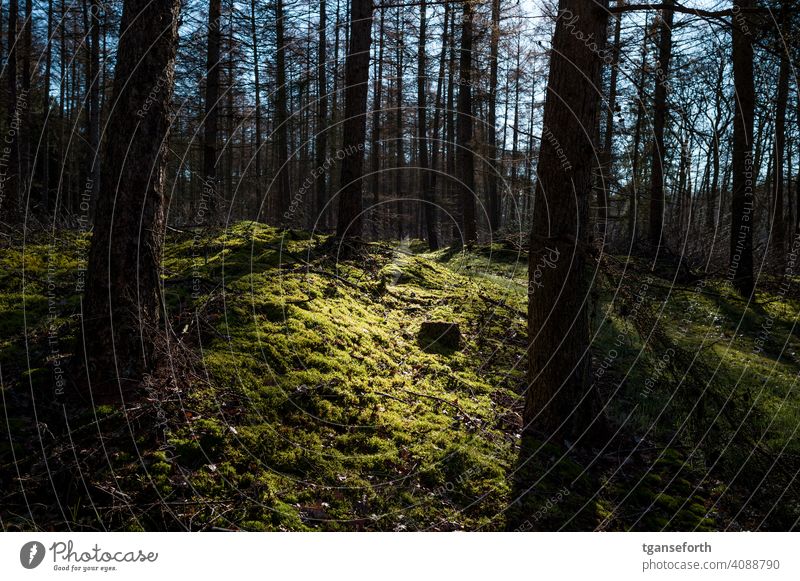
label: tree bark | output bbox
[416,0,439,250]
[3,0,18,220]
[80,0,181,401]
[486,0,501,232]
[202,0,222,217]
[729,0,754,297]
[526,0,607,439]
[456,0,476,245]
[335,0,373,238]
[648,0,673,249]
[250,0,263,216]
[770,6,789,260]
[315,0,329,227]
[274,0,291,222]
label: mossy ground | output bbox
[1,223,798,530]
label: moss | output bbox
[3,225,799,531]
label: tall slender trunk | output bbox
[429,2,448,235]
[729,0,755,297]
[394,8,405,240]
[599,6,621,238]
[771,6,789,260]
[274,0,291,222]
[486,0,501,231]
[335,0,373,238]
[456,0,476,245]
[417,0,438,249]
[42,0,53,212]
[203,0,222,218]
[628,22,648,242]
[21,0,30,209]
[88,0,101,213]
[445,9,456,239]
[250,0,262,216]
[369,6,385,233]
[648,0,674,249]
[314,0,328,227]
[3,0,19,218]
[80,0,182,401]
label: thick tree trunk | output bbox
[203,0,222,217]
[80,0,181,401]
[417,0,439,250]
[525,0,607,439]
[456,0,477,245]
[648,0,673,249]
[729,0,755,297]
[335,0,373,238]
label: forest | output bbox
[0,0,799,532]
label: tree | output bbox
[456,0,477,245]
[250,0,263,215]
[335,0,373,238]
[770,1,790,260]
[203,0,222,216]
[416,0,439,250]
[315,0,329,226]
[648,0,674,249]
[526,0,607,438]
[80,0,182,401]
[486,0,501,232]
[274,0,291,222]
[729,0,754,296]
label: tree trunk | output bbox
[394,8,405,240]
[416,0,439,250]
[771,8,789,261]
[525,0,607,439]
[314,0,328,227]
[486,0,501,232]
[599,7,622,238]
[250,0,263,217]
[274,0,291,222]
[628,17,648,243]
[648,0,673,250]
[369,6,385,234]
[729,0,755,297]
[203,0,222,217]
[3,0,18,219]
[80,0,181,401]
[335,0,373,238]
[88,0,101,214]
[456,0,477,245]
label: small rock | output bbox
[418,321,462,351]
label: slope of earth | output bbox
[0,222,797,530]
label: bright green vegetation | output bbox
[1,223,798,531]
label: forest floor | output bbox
[1,222,799,531]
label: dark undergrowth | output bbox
[1,222,798,531]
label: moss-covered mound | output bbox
[1,222,798,531]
